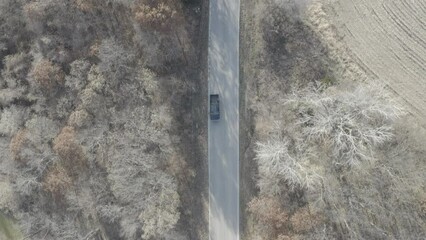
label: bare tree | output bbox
[255,137,322,194]
[0,105,29,137]
[97,38,135,86]
[65,59,91,92]
[0,0,28,59]
[2,53,32,89]
[286,84,403,167]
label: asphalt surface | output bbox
[208,0,240,239]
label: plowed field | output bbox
[320,0,426,124]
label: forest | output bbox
[0,0,207,239]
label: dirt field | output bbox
[309,0,426,125]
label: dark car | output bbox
[210,94,220,120]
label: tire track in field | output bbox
[382,2,426,69]
[326,0,426,124]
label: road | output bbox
[207,0,240,238]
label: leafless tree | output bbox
[286,83,403,167]
[0,105,29,137]
[255,136,322,194]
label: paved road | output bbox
[208,0,240,239]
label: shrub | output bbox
[9,128,28,162]
[55,95,75,120]
[30,59,65,91]
[23,1,69,36]
[73,0,135,12]
[43,164,72,197]
[14,173,42,196]
[290,207,323,233]
[53,126,86,170]
[151,105,172,130]
[89,41,101,56]
[86,65,106,94]
[79,88,105,117]
[138,182,180,239]
[248,197,288,229]
[261,3,327,84]
[166,152,194,182]
[276,235,301,240]
[0,88,24,107]
[23,1,50,22]
[68,109,92,128]
[0,181,16,211]
[96,204,123,224]
[133,0,183,33]
[73,0,95,11]
[0,0,27,56]
[136,67,160,104]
